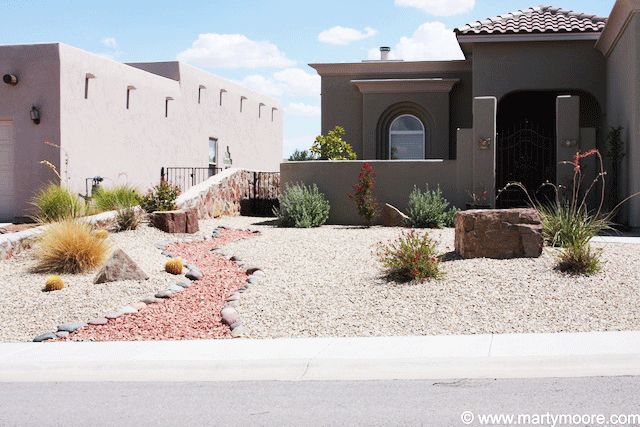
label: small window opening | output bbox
[165,96,174,118]
[219,89,227,106]
[198,85,206,104]
[259,103,265,118]
[84,73,95,99]
[126,85,136,110]
[271,107,278,122]
[240,96,247,112]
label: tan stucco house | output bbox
[292,1,640,226]
[0,43,282,222]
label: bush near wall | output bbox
[274,183,330,228]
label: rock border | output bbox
[32,226,262,342]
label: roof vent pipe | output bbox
[380,46,391,61]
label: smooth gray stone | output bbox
[185,269,203,281]
[55,331,70,338]
[104,311,123,319]
[33,332,56,342]
[221,307,239,326]
[88,317,109,325]
[176,282,191,288]
[247,276,260,285]
[226,293,240,302]
[167,284,184,293]
[230,325,248,338]
[155,290,174,299]
[119,306,138,314]
[142,297,162,304]
[57,322,87,333]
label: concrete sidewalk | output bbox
[1,330,640,382]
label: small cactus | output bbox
[165,258,183,275]
[43,275,65,292]
[94,229,109,240]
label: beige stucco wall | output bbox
[316,63,473,160]
[0,43,282,221]
[601,9,640,227]
[0,44,62,221]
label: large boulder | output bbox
[151,210,199,234]
[454,208,543,259]
[382,203,409,227]
[94,249,149,284]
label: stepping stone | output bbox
[142,297,162,304]
[57,322,87,333]
[33,332,56,342]
[56,331,69,338]
[120,306,138,314]
[104,311,124,319]
[221,307,239,326]
[88,317,109,326]
[155,290,173,299]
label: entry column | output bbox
[472,96,497,208]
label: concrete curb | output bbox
[1,330,640,382]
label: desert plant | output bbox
[555,241,601,275]
[165,258,183,275]
[31,183,84,223]
[288,149,317,161]
[116,207,140,231]
[406,185,458,228]
[93,229,109,240]
[349,162,379,226]
[310,126,357,160]
[139,181,181,213]
[274,183,330,228]
[92,185,140,212]
[34,219,109,274]
[43,275,65,292]
[378,230,442,282]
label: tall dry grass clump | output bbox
[34,219,110,274]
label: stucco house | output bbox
[288,1,640,226]
[0,43,282,222]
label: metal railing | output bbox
[160,166,223,192]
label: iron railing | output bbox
[160,166,223,192]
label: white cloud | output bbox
[286,102,321,117]
[394,0,475,16]
[101,37,118,49]
[177,33,295,69]
[240,67,320,98]
[318,26,377,45]
[367,22,464,61]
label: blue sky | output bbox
[1,0,615,157]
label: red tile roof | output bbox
[455,5,607,36]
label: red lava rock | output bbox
[69,229,254,341]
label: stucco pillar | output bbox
[472,97,497,207]
[556,95,581,192]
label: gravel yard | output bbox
[0,221,222,342]
[218,217,640,338]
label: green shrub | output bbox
[406,185,458,228]
[310,126,357,160]
[349,162,379,226]
[116,207,140,231]
[288,149,317,161]
[140,181,181,213]
[31,183,84,223]
[274,183,330,228]
[378,230,442,282]
[556,242,601,276]
[92,185,139,211]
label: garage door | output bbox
[0,121,15,221]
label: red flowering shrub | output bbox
[349,162,379,226]
[377,231,442,282]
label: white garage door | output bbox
[0,121,16,221]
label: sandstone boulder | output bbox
[93,249,149,284]
[151,209,199,234]
[382,203,409,227]
[454,208,543,259]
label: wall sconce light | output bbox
[478,137,491,150]
[3,74,18,86]
[30,105,41,125]
[562,139,577,147]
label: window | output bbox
[259,103,265,118]
[84,73,95,99]
[389,114,425,159]
[126,85,136,110]
[240,96,247,112]
[219,89,227,106]
[208,138,218,166]
[198,85,206,104]
[165,97,173,118]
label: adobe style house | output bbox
[0,43,282,222]
[291,1,640,226]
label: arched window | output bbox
[389,114,425,159]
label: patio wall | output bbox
[281,129,474,225]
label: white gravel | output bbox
[215,216,640,338]
[0,221,223,342]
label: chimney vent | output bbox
[380,46,391,61]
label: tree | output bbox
[288,149,317,161]
[310,126,357,160]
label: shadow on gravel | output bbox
[440,251,463,263]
